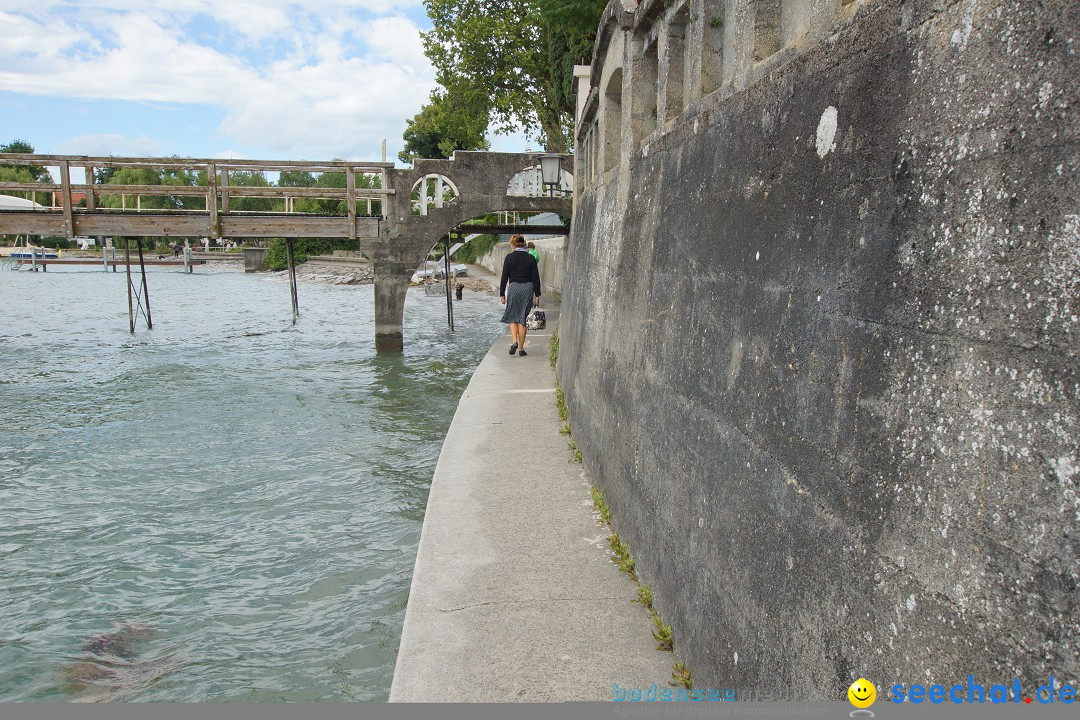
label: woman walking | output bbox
[499,235,541,357]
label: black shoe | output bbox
[509,343,518,355]
[518,349,528,357]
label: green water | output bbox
[0,265,502,701]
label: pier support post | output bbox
[125,239,135,334]
[286,238,300,324]
[136,238,153,330]
[443,235,454,332]
[373,260,411,353]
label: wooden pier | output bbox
[12,257,207,271]
[1,150,574,347]
[0,154,391,241]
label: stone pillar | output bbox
[244,247,267,272]
[574,65,592,126]
[373,260,412,353]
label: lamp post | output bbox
[539,154,562,197]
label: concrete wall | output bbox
[477,236,568,296]
[243,247,267,273]
[561,0,1078,699]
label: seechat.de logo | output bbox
[848,678,877,717]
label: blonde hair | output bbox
[510,235,526,248]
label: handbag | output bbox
[526,307,546,330]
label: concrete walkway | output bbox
[389,305,672,702]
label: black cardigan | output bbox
[500,249,541,298]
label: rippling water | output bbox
[0,264,502,701]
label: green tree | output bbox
[399,83,490,163]
[279,165,383,216]
[278,170,318,187]
[420,0,605,152]
[0,139,52,206]
[226,170,276,212]
[263,237,360,271]
[97,166,201,210]
[94,166,117,184]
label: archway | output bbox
[370,151,573,352]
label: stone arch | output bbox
[632,35,659,147]
[603,67,624,172]
[753,0,782,62]
[505,164,573,198]
[410,173,460,215]
[700,0,728,96]
[373,152,572,352]
[662,3,690,121]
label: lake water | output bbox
[0,263,502,701]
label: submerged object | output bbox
[61,623,179,702]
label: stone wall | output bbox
[560,0,1077,699]
[476,236,569,296]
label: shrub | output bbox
[38,236,71,249]
[264,238,359,271]
[454,234,500,264]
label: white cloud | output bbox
[213,149,247,160]
[54,132,163,157]
[204,3,293,44]
[2,0,423,12]
[360,16,429,66]
[0,1,435,160]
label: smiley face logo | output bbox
[848,678,876,708]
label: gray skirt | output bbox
[500,282,535,325]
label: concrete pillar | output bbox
[244,247,267,273]
[374,260,412,353]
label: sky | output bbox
[0,0,529,167]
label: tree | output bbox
[94,166,117,184]
[97,166,200,210]
[399,83,490,163]
[225,170,276,212]
[279,165,384,216]
[420,0,605,152]
[0,139,52,206]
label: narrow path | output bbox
[390,305,671,702]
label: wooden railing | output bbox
[0,154,396,240]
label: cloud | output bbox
[54,132,163,157]
[201,3,293,44]
[0,1,435,160]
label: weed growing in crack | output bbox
[672,661,692,689]
[652,612,673,651]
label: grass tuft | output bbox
[555,354,687,678]
[591,487,612,524]
[608,533,637,582]
[672,661,692,689]
[652,612,673,651]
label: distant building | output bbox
[51,190,87,207]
